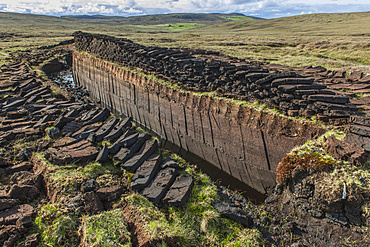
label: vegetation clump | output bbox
[35,203,80,246]
[276,150,335,184]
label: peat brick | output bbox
[104,117,132,142]
[121,139,158,172]
[54,116,74,129]
[4,98,27,109]
[95,143,109,163]
[96,186,124,202]
[131,154,163,191]
[211,201,252,227]
[5,162,33,175]
[271,77,314,87]
[278,83,327,92]
[314,101,357,112]
[7,185,39,202]
[141,167,178,205]
[160,158,180,169]
[0,199,20,211]
[95,117,119,142]
[71,122,102,140]
[108,129,135,154]
[255,72,297,86]
[0,204,34,225]
[349,124,370,138]
[163,174,194,207]
[44,139,99,165]
[308,94,349,104]
[10,172,43,190]
[87,108,110,124]
[114,133,151,163]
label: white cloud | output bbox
[0,0,368,18]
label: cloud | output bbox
[0,0,368,18]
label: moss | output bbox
[276,151,335,184]
[45,126,56,139]
[32,152,121,195]
[135,127,146,133]
[81,209,131,247]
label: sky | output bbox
[0,0,369,19]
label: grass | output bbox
[35,203,80,246]
[220,16,255,22]
[81,209,131,247]
[160,23,204,30]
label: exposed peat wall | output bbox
[73,51,325,194]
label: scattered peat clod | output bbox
[211,200,253,227]
[95,143,109,162]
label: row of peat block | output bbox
[0,61,197,246]
[73,31,370,124]
[0,62,195,208]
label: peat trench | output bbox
[51,66,267,203]
[0,45,369,246]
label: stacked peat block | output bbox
[0,63,50,246]
[346,116,370,153]
[0,60,195,209]
[74,32,363,124]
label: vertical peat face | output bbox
[72,51,325,195]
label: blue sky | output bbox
[0,0,369,19]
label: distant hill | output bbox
[199,11,370,36]
[61,13,260,25]
[61,15,117,20]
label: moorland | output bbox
[0,11,369,72]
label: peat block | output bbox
[163,174,194,207]
[141,167,178,205]
[45,140,99,165]
[131,153,163,191]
